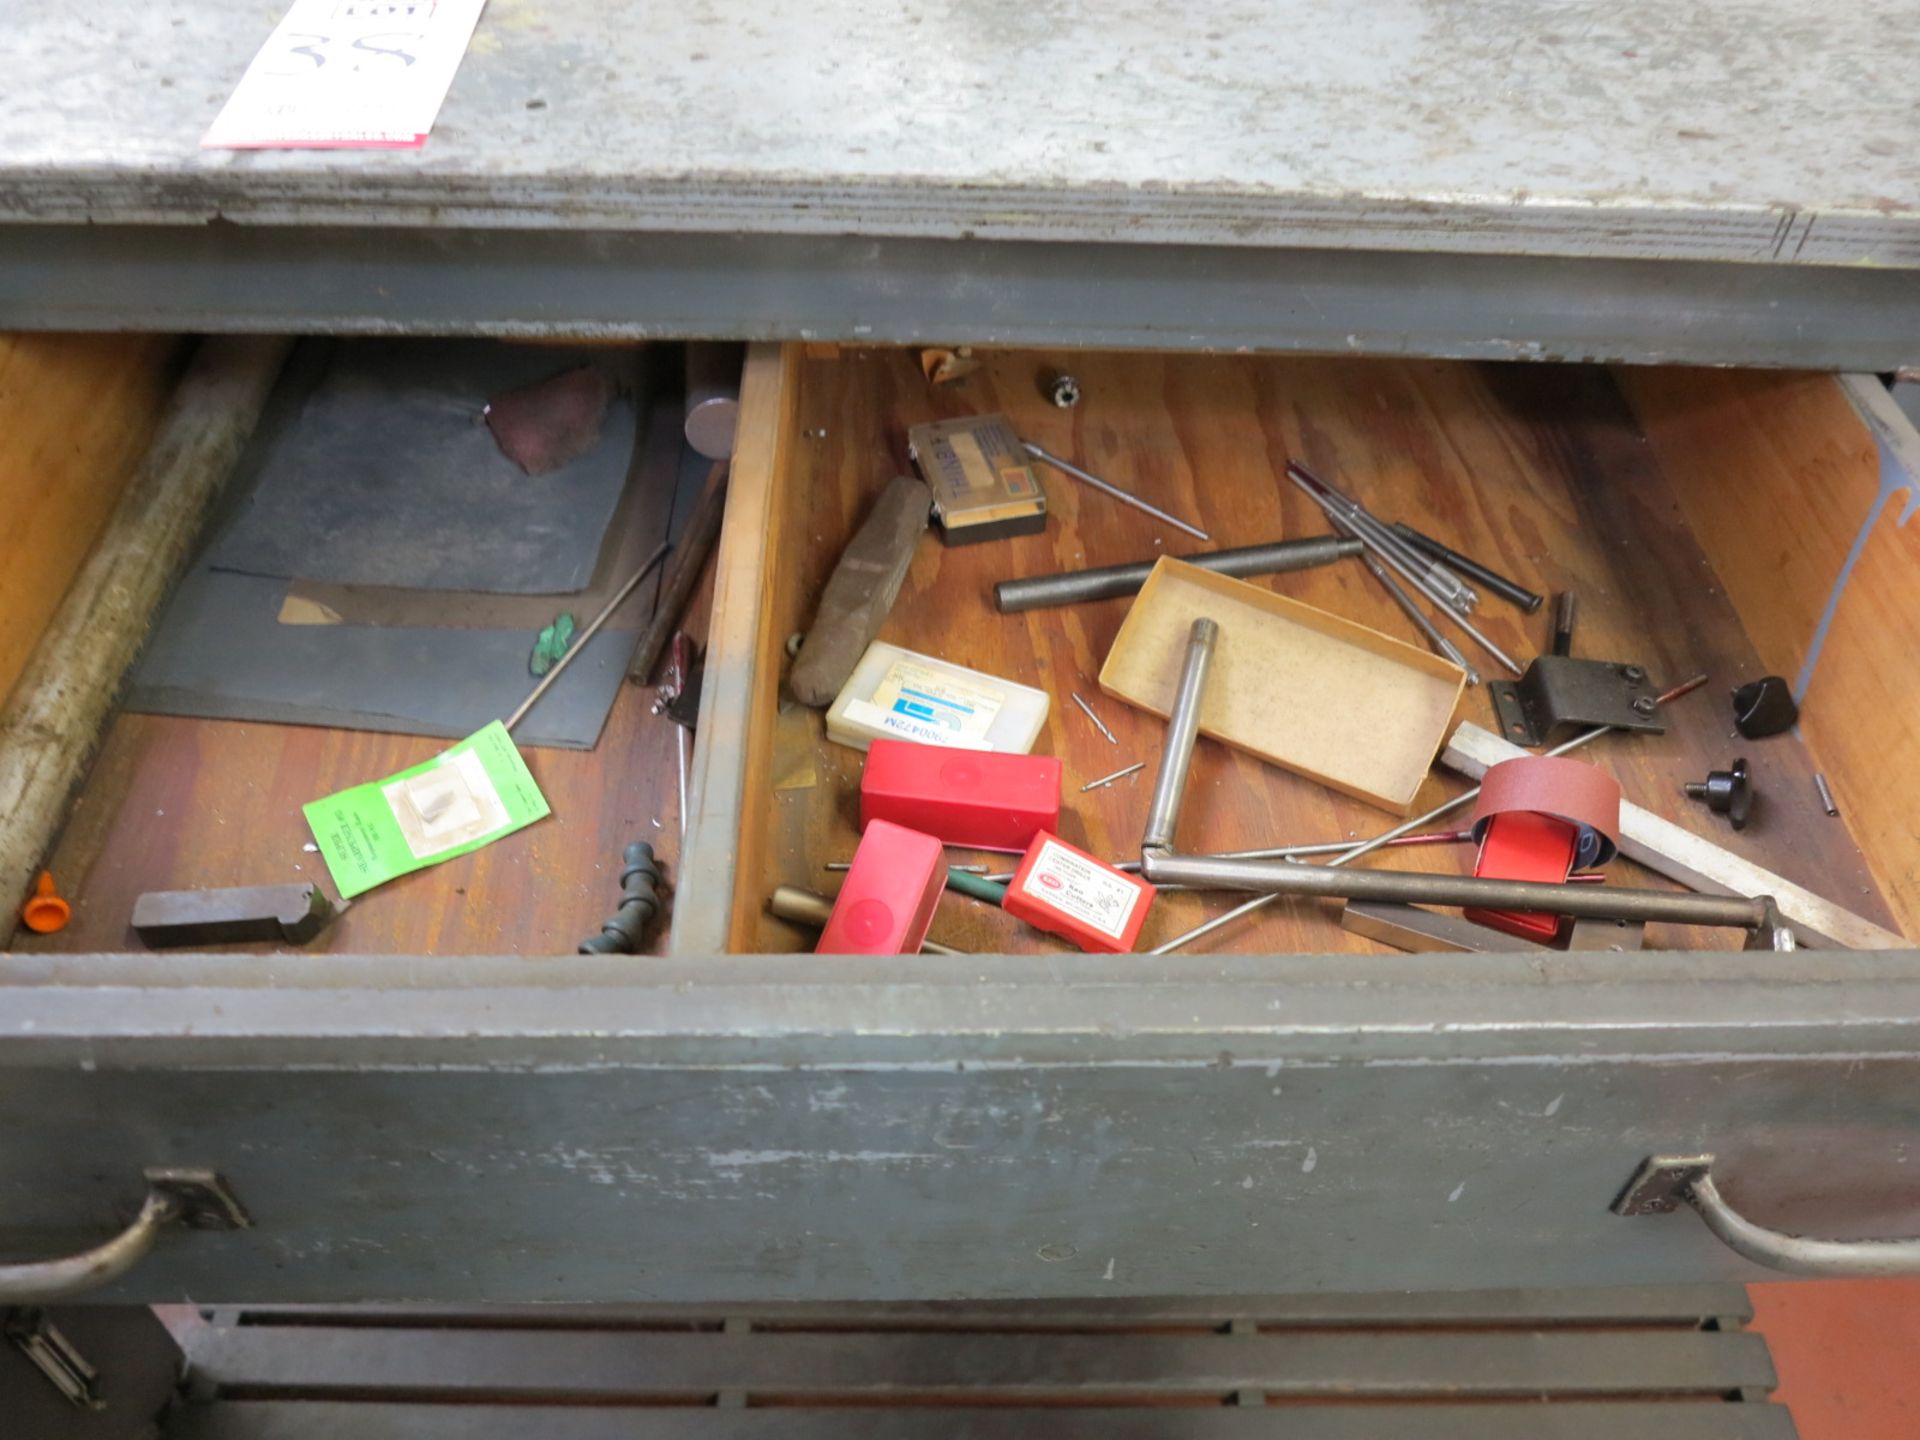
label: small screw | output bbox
[1622,664,1646,682]
[1047,373,1081,408]
[1632,696,1657,715]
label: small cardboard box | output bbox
[1099,558,1467,814]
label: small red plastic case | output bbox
[861,739,1062,853]
[816,819,947,954]
[1004,831,1156,954]
[1464,809,1579,944]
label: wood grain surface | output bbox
[1620,368,1920,940]
[0,334,182,703]
[12,348,1900,960]
[746,349,1896,955]
[16,555,715,959]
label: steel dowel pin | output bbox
[1288,463,1478,611]
[1083,761,1147,792]
[1022,441,1211,541]
[1341,502,1476,614]
[1288,470,1523,675]
[1815,773,1839,817]
[1348,530,1480,684]
[1553,590,1579,657]
[1390,521,1546,614]
[1140,618,1217,854]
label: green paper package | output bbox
[303,721,550,898]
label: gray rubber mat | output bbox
[127,569,637,750]
[209,339,643,595]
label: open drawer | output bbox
[4,339,1920,1304]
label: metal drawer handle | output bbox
[1614,1154,1920,1277]
[0,1169,248,1303]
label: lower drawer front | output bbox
[2,952,1918,1302]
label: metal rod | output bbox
[826,862,989,874]
[1553,590,1578,657]
[1290,470,1524,676]
[1140,851,1768,931]
[1289,464,1477,611]
[1149,673,1710,954]
[1072,692,1119,744]
[1391,522,1545,614]
[1022,441,1211,541]
[1815,773,1839,817]
[1337,502,1477,614]
[993,536,1361,613]
[504,541,672,733]
[1116,830,1471,872]
[767,885,964,955]
[1082,761,1146,792]
[675,725,689,850]
[1348,530,1479,684]
[1141,618,1218,852]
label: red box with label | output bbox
[1003,830,1156,954]
[861,739,1062,854]
[816,819,947,954]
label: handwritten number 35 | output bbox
[270,32,423,71]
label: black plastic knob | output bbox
[1684,758,1754,831]
[1731,676,1798,739]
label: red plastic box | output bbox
[861,739,1061,854]
[1464,809,1578,943]
[816,819,947,954]
[1004,830,1156,954]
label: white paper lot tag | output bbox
[203,0,487,150]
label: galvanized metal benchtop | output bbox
[3,1,1919,368]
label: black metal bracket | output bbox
[1488,657,1664,748]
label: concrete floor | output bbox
[1749,1279,1920,1439]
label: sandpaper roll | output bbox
[485,365,614,476]
[1470,756,1622,868]
[789,475,932,707]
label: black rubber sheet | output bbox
[208,339,642,595]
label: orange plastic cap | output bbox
[21,871,71,934]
